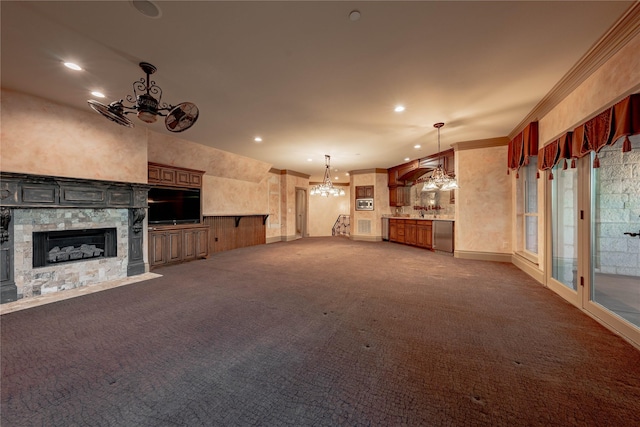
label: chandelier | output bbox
[310,155,346,197]
[422,122,459,191]
[88,62,199,133]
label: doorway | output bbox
[295,188,307,238]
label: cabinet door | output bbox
[417,224,433,249]
[167,230,182,263]
[176,171,191,187]
[396,221,406,243]
[190,173,202,187]
[196,228,209,257]
[365,186,374,198]
[160,168,176,185]
[149,232,167,266]
[182,230,197,260]
[405,221,417,246]
[389,187,399,206]
[148,165,161,183]
[389,220,398,242]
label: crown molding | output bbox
[451,136,510,151]
[349,168,388,175]
[509,2,640,139]
[280,169,310,179]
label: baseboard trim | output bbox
[266,236,283,244]
[511,254,544,284]
[454,250,512,263]
[350,235,382,242]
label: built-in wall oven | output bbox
[356,198,374,211]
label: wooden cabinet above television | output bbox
[148,162,204,189]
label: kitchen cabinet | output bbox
[148,162,204,189]
[416,222,433,249]
[388,160,419,187]
[149,225,209,268]
[356,185,374,199]
[396,220,405,243]
[405,220,417,246]
[389,186,411,207]
[389,220,398,241]
[388,218,435,250]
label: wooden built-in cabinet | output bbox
[389,186,411,207]
[148,162,209,269]
[387,150,455,207]
[148,162,204,188]
[149,225,209,268]
[388,218,432,250]
[355,185,374,199]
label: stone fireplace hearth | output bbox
[0,172,149,303]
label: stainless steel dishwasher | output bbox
[381,217,390,241]
[433,220,453,253]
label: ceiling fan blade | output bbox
[88,100,134,128]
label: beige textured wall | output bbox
[147,132,272,183]
[350,171,389,240]
[456,145,511,254]
[280,173,310,240]
[266,172,282,240]
[1,89,148,183]
[201,175,269,216]
[308,186,350,236]
[540,31,640,144]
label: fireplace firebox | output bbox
[33,228,117,268]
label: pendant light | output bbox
[310,155,345,197]
[423,122,458,191]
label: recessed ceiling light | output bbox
[414,144,421,149]
[345,172,350,176]
[334,176,339,180]
[254,136,262,142]
[394,105,405,113]
[63,62,82,71]
[130,0,162,19]
[404,157,410,161]
[91,91,105,98]
[307,158,313,162]
[349,10,361,21]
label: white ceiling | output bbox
[1,1,635,181]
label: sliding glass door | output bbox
[587,140,640,331]
[547,137,639,343]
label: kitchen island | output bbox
[387,217,454,252]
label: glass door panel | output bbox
[590,139,640,328]
[551,164,578,290]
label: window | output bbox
[551,163,578,290]
[516,157,538,259]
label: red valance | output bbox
[570,93,639,167]
[536,93,639,178]
[537,132,572,179]
[507,121,538,177]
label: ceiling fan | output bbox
[88,62,199,133]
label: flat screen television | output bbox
[148,187,201,225]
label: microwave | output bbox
[356,198,374,211]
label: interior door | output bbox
[295,188,307,238]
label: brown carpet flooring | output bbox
[2,237,640,426]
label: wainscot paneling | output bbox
[203,215,267,253]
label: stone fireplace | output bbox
[0,173,149,303]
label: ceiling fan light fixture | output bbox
[87,62,199,132]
